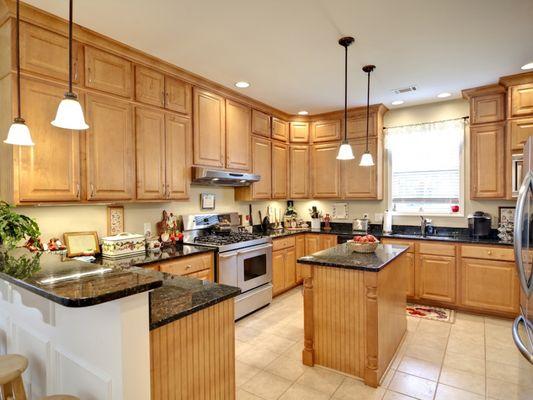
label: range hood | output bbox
[191,167,260,187]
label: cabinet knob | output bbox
[90,184,95,198]
[186,265,192,269]
[487,250,492,255]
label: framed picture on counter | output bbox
[63,231,100,257]
[107,205,125,235]
[498,206,515,224]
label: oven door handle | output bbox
[237,244,273,255]
[219,251,238,258]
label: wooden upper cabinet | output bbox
[510,83,533,118]
[311,142,341,198]
[342,139,380,199]
[17,79,81,202]
[85,94,135,200]
[311,120,341,142]
[272,142,288,199]
[416,254,456,304]
[165,76,192,114]
[193,88,225,168]
[272,117,289,142]
[250,136,272,199]
[347,112,376,139]
[135,66,164,107]
[135,108,166,200]
[471,93,505,124]
[290,122,310,143]
[225,100,251,171]
[510,117,533,151]
[19,22,80,84]
[85,46,132,98]
[470,123,505,198]
[289,145,309,199]
[251,109,271,137]
[166,114,191,199]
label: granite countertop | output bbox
[297,243,409,271]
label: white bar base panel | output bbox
[0,279,151,400]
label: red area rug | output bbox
[406,303,455,323]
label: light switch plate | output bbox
[374,213,384,223]
[143,222,152,236]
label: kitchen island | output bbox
[297,243,409,387]
[0,247,240,400]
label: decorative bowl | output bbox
[347,240,379,253]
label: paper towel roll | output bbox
[383,210,393,233]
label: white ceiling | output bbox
[23,0,533,114]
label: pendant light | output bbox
[359,65,375,166]
[4,0,34,146]
[51,0,88,130]
[336,37,355,160]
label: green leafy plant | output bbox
[0,201,40,250]
[0,251,41,279]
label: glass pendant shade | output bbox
[51,93,89,130]
[4,118,34,146]
[336,142,355,160]
[359,151,374,166]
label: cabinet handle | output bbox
[185,265,192,270]
[166,184,170,199]
[90,183,95,198]
[76,183,80,198]
[87,67,92,83]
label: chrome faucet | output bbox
[420,216,433,237]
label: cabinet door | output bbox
[404,252,416,298]
[251,136,272,199]
[342,138,379,199]
[272,250,286,296]
[225,100,251,171]
[135,108,165,200]
[17,79,81,202]
[347,112,376,139]
[319,235,337,250]
[193,88,225,168]
[272,118,289,142]
[85,47,132,97]
[284,247,296,288]
[305,234,320,255]
[193,268,214,282]
[135,66,164,107]
[471,94,505,124]
[289,145,309,199]
[272,142,288,199]
[166,114,192,199]
[510,83,533,118]
[290,122,309,143]
[165,76,192,114]
[311,143,341,198]
[311,120,341,142]
[251,109,271,137]
[85,94,135,200]
[470,123,505,198]
[295,235,306,283]
[20,22,80,83]
[510,117,533,151]
[460,258,519,314]
[416,254,456,303]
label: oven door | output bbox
[237,244,272,293]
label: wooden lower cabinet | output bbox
[416,254,456,304]
[284,247,297,288]
[158,253,214,281]
[305,234,320,255]
[319,234,337,250]
[460,258,519,314]
[295,235,306,283]
[272,247,297,296]
[381,239,416,298]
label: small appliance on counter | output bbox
[352,217,369,233]
[101,232,146,258]
[467,211,492,238]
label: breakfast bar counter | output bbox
[297,243,409,387]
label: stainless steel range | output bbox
[183,213,273,319]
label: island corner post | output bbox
[299,247,408,387]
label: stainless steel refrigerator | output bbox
[513,137,533,364]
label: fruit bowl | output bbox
[347,234,379,253]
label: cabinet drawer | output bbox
[272,236,296,251]
[381,239,415,253]
[461,245,514,261]
[416,242,456,256]
[159,253,213,276]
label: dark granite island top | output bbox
[297,243,409,271]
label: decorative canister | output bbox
[101,232,146,258]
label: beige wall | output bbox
[13,98,514,240]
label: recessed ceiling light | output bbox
[521,62,533,70]
[391,100,404,106]
[437,92,451,98]
[235,81,250,88]
[298,110,309,115]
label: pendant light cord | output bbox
[344,44,348,143]
[365,69,370,152]
[16,0,21,119]
[68,0,73,93]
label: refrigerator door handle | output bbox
[512,315,533,364]
[514,171,533,296]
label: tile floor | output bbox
[235,287,533,400]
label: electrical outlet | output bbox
[374,213,384,223]
[143,222,152,237]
